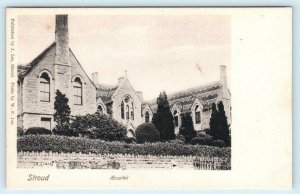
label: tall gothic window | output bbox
[121,101,124,119]
[145,111,150,123]
[131,102,134,120]
[73,77,82,105]
[39,72,50,102]
[173,110,179,127]
[126,105,129,119]
[195,105,201,124]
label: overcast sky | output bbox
[18,14,231,101]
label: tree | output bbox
[209,103,218,139]
[151,91,175,141]
[54,90,71,131]
[209,101,230,146]
[179,112,196,143]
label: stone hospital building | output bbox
[17,15,231,137]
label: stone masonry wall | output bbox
[17,151,225,170]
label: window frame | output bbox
[73,77,83,105]
[195,105,201,124]
[145,111,150,123]
[39,73,50,102]
[173,110,179,127]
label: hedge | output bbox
[17,135,231,158]
[24,127,52,135]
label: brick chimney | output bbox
[55,15,69,65]
[91,72,99,85]
[220,65,227,89]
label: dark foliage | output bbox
[212,140,226,148]
[70,113,127,141]
[151,91,175,141]
[24,127,52,135]
[179,112,197,143]
[209,101,231,146]
[17,127,24,137]
[18,135,231,160]
[135,123,160,143]
[53,90,71,131]
[124,137,136,144]
[191,136,213,146]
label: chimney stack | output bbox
[220,65,227,88]
[55,15,69,65]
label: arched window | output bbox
[126,105,129,119]
[97,105,103,114]
[121,101,124,119]
[39,72,50,102]
[131,102,134,120]
[145,111,150,123]
[73,77,83,105]
[195,105,201,124]
[173,110,179,127]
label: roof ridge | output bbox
[18,42,56,79]
[145,81,221,105]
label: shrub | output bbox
[191,137,212,146]
[212,140,226,148]
[124,137,136,144]
[70,113,127,141]
[176,134,186,142]
[24,127,52,135]
[135,123,160,143]
[17,127,24,137]
[53,126,78,137]
[168,138,184,144]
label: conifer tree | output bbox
[209,103,218,138]
[152,91,175,141]
[179,112,196,143]
[209,101,230,146]
[54,89,71,130]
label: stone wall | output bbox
[112,79,142,130]
[17,151,226,170]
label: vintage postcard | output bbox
[6,8,292,189]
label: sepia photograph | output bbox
[6,8,292,189]
[16,13,231,170]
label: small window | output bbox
[121,101,125,119]
[173,110,179,127]
[195,105,201,124]
[39,72,50,102]
[73,77,82,105]
[126,105,129,119]
[145,111,150,123]
[131,102,134,120]
[41,117,51,130]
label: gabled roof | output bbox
[96,83,118,104]
[149,81,223,113]
[18,42,56,80]
[17,42,96,89]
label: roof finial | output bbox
[125,70,127,78]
